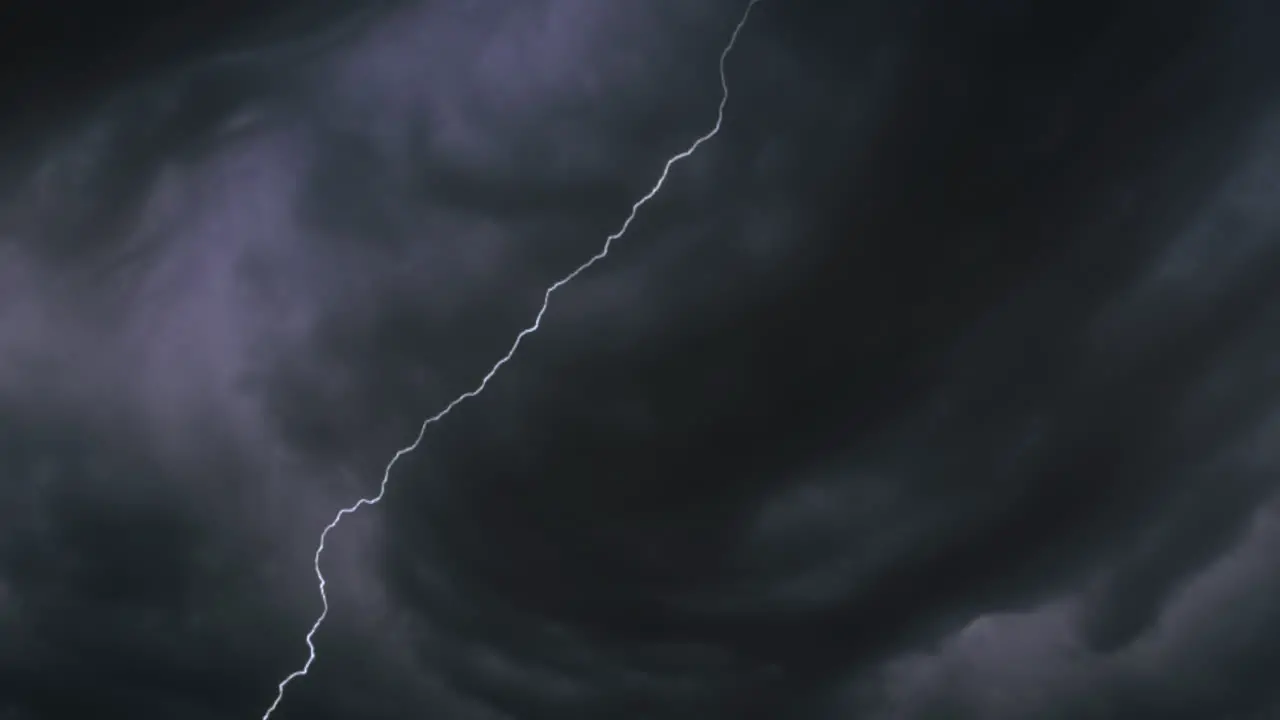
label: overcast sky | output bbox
[3,1,1280,718]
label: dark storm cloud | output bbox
[4,0,1280,718]
[0,1,834,716]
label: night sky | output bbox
[3,1,1280,718]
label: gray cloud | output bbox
[4,1,1280,718]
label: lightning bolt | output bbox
[261,1,763,716]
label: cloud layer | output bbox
[3,0,1280,717]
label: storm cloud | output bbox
[3,0,1280,718]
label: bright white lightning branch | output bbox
[261,1,762,717]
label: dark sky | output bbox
[3,1,1280,718]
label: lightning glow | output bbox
[261,1,763,716]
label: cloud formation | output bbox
[3,0,1280,718]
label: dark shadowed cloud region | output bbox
[2,1,1280,719]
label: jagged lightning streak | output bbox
[261,1,762,716]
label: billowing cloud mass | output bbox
[2,0,1280,717]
